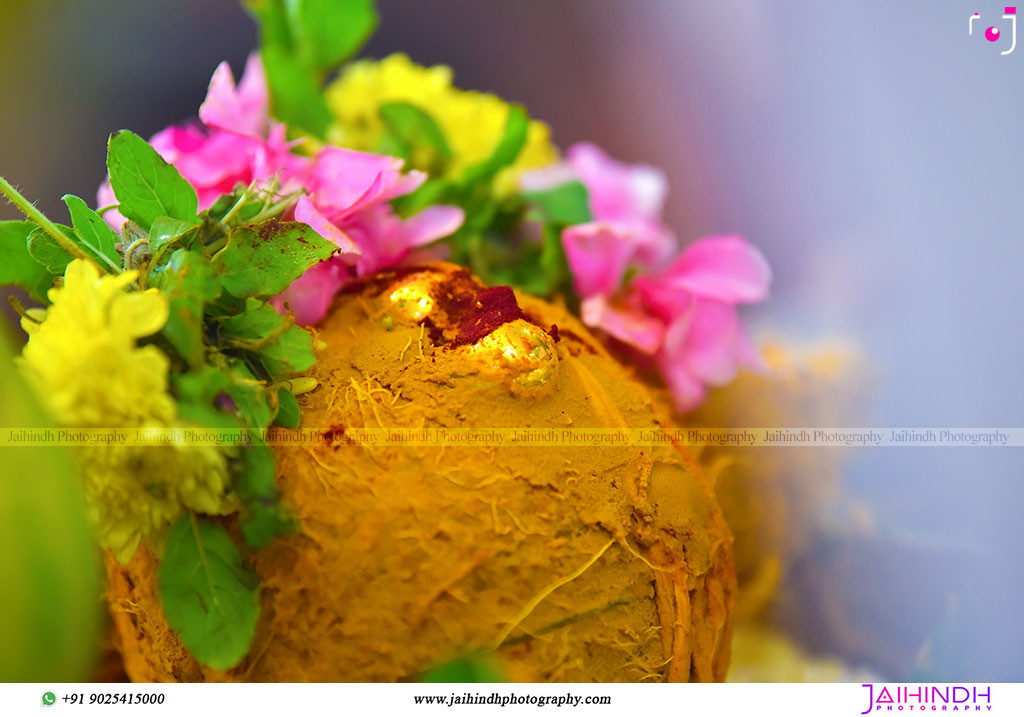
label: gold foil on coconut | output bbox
[388,273,437,321]
[464,319,558,397]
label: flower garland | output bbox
[0,0,770,669]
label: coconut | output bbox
[106,263,735,682]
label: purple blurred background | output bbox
[1,0,1021,680]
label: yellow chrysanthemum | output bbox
[19,259,235,562]
[326,53,559,196]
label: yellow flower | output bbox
[326,53,559,196]
[19,260,235,562]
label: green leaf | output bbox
[206,292,248,318]
[150,216,198,264]
[212,220,336,299]
[26,226,75,274]
[218,300,289,340]
[107,130,199,230]
[258,325,316,378]
[244,0,295,53]
[0,221,55,301]
[225,373,273,431]
[392,178,456,218]
[460,104,529,188]
[520,222,572,297]
[240,501,298,550]
[522,181,592,226]
[60,194,121,271]
[247,0,376,137]
[221,301,317,380]
[539,221,571,289]
[286,0,378,72]
[151,249,222,366]
[374,133,409,162]
[261,45,333,137]
[463,199,503,237]
[173,362,273,435]
[235,438,277,502]
[173,366,239,430]
[157,516,260,671]
[246,2,327,135]
[379,102,452,159]
[273,387,300,428]
[422,656,505,683]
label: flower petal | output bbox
[96,180,125,230]
[400,205,465,248]
[580,295,664,354]
[149,124,207,161]
[171,131,255,189]
[111,290,169,339]
[662,235,771,304]
[308,146,414,217]
[657,349,707,412]
[518,162,579,193]
[272,258,352,326]
[672,299,742,385]
[199,54,268,137]
[562,223,639,297]
[346,203,461,277]
[294,196,360,256]
[566,142,668,224]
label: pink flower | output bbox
[269,149,463,323]
[345,204,466,277]
[272,195,463,324]
[567,143,667,227]
[524,142,676,274]
[527,139,772,411]
[151,125,267,209]
[560,224,637,297]
[580,294,664,355]
[270,257,350,327]
[635,235,773,310]
[305,147,424,220]
[98,56,274,222]
[199,54,268,138]
[610,236,771,411]
[97,54,464,325]
[276,146,463,322]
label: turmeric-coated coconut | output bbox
[107,263,736,682]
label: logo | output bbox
[861,684,993,713]
[41,692,56,706]
[970,8,1017,54]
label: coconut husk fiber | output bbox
[106,263,736,682]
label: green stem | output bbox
[249,189,305,224]
[219,187,255,228]
[0,175,91,262]
[7,295,41,323]
[257,174,281,217]
[206,235,229,255]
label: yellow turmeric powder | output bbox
[106,264,736,682]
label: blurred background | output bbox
[1,0,1021,681]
